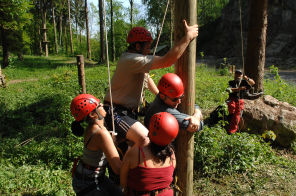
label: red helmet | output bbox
[70,94,100,122]
[149,112,179,146]
[157,73,184,98]
[127,27,153,43]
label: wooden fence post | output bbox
[76,55,86,94]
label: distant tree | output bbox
[129,0,133,28]
[67,0,74,54]
[98,0,105,63]
[41,0,50,57]
[85,0,91,59]
[51,0,58,54]
[245,0,268,92]
[73,0,85,49]
[142,0,172,48]
[0,0,32,68]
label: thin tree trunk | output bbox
[245,0,268,92]
[68,0,74,54]
[129,0,133,28]
[1,28,9,68]
[59,15,63,47]
[99,0,105,63]
[75,17,79,49]
[110,0,115,61]
[52,4,58,54]
[80,28,82,47]
[38,26,43,55]
[85,0,91,59]
[41,0,48,57]
[64,24,68,53]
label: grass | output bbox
[0,55,296,195]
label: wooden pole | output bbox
[76,55,86,94]
[174,0,197,195]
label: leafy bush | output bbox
[194,123,275,177]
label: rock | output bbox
[243,95,296,147]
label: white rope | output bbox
[139,0,170,105]
[153,0,170,56]
[103,0,116,134]
[239,0,245,74]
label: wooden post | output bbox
[76,55,86,94]
[174,0,197,195]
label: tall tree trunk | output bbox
[38,26,43,55]
[85,0,91,59]
[41,0,48,57]
[68,0,74,54]
[1,28,9,68]
[59,15,63,47]
[129,0,133,28]
[64,24,68,53]
[110,0,115,61]
[52,3,58,54]
[245,0,268,92]
[75,17,79,49]
[99,0,105,63]
[80,28,82,47]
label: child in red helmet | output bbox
[144,73,203,133]
[120,112,178,196]
[70,94,123,195]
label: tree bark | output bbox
[64,24,68,53]
[41,0,48,57]
[110,0,115,61]
[85,0,91,59]
[129,0,133,28]
[1,28,9,68]
[174,0,197,195]
[68,0,74,54]
[99,0,105,63]
[52,2,58,54]
[245,0,268,92]
[59,15,63,47]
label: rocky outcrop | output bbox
[197,0,296,68]
[243,95,296,146]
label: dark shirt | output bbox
[144,94,203,132]
[228,79,251,100]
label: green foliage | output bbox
[1,56,295,195]
[0,163,74,195]
[198,0,229,26]
[0,0,33,31]
[264,65,296,105]
[194,124,275,177]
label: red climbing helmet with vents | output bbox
[158,73,184,98]
[149,112,179,146]
[70,94,100,122]
[127,27,153,43]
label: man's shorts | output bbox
[103,104,138,139]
